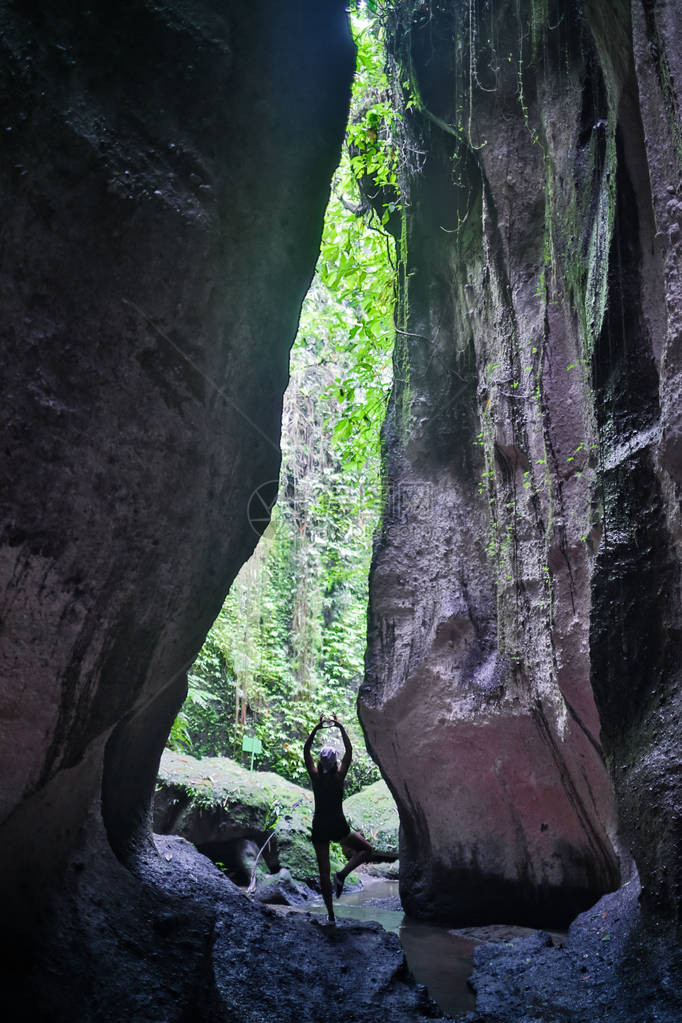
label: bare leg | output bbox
[334,831,372,896]
[314,841,335,922]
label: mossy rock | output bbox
[345,779,400,857]
[155,750,351,885]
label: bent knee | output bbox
[347,831,372,853]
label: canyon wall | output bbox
[0,0,352,977]
[360,0,682,929]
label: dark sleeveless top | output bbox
[311,770,349,843]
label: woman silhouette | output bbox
[303,714,373,924]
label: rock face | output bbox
[0,0,356,1009]
[28,830,444,1023]
[360,0,682,930]
[466,878,682,1022]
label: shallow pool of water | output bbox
[302,877,477,1015]
[272,874,567,1016]
[399,917,477,1014]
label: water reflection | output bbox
[400,918,476,1014]
[304,876,477,1015]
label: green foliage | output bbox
[167,9,397,797]
[316,9,398,472]
[166,674,218,754]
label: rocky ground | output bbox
[461,879,682,1023]
[143,834,442,1023]
[14,819,678,1022]
[12,756,675,1021]
[5,829,440,1022]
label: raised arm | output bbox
[303,716,326,779]
[333,714,352,780]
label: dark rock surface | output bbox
[360,0,682,942]
[463,878,682,1022]
[0,0,366,1015]
[10,833,445,1022]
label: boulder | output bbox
[154,749,330,885]
[345,777,400,859]
[250,867,316,906]
[465,878,682,1022]
[155,751,400,887]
